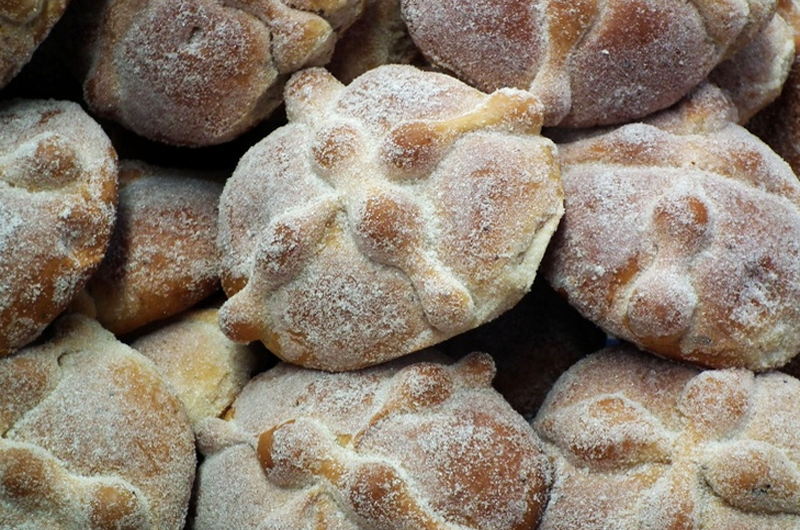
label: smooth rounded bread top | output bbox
[0,99,117,357]
[217,65,563,371]
[401,0,777,127]
[82,159,222,336]
[79,0,365,146]
[534,345,800,529]
[194,351,551,530]
[0,314,196,530]
[544,85,800,370]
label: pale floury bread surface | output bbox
[131,306,263,427]
[0,99,117,357]
[79,160,223,336]
[217,64,564,371]
[194,352,551,529]
[73,0,366,146]
[534,345,800,529]
[0,314,196,530]
[708,11,794,124]
[401,0,778,127]
[0,0,70,89]
[544,85,800,370]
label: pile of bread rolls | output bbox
[4,0,800,528]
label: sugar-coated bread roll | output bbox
[131,306,265,426]
[534,345,800,529]
[544,84,800,370]
[0,0,70,89]
[0,314,196,530]
[401,0,777,128]
[194,352,551,529]
[74,0,365,146]
[79,160,222,336]
[709,12,795,124]
[217,65,564,371]
[748,1,800,172]
[0,99,117,357]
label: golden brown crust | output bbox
[709,13,795,124]
[0,99,117,357]
[401,0,778,127]
[217,65,564,371]
[76,0,365,146]
[0,0,70,89]
[534,345,800,529]
[131,306,264,426]
[80,159,222,336]
[194,352,551,529]
[0,314,196,530]
[544,85,800,370]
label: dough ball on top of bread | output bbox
[401,0,779,128]
[194,351,551,529]
[0,99,117,358]
[534,344,800,529]
[545,84,800,370]
[77,160,223,337]
[0,314,196,530]
[72,0,366,146]
[217,64,564,371]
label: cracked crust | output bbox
[0,99,117,357]
[194,351,551,529]
[217,65,564,371]
[0,314,196,530]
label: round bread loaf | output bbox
[401,0,778,127]
[80,159,222,336]
[534,345,800,529]
[0,314,196,530]
[74,0,365,146]
[217,64,564,371]
[194,351,551,529]
[544,84,800,370]
[0,99,117,357]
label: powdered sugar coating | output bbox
[709,12,795,124]
[0,0,69,89]
[81,160,222,335]
[533,345,800,529]
[217,65,563,371]
[131,307,262,427]
[0,314,196,530]
[78,0,365,146]
[0,99,117,357]
[544,85,800,370]
[401,0,777,127]
[194,351,551,529]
